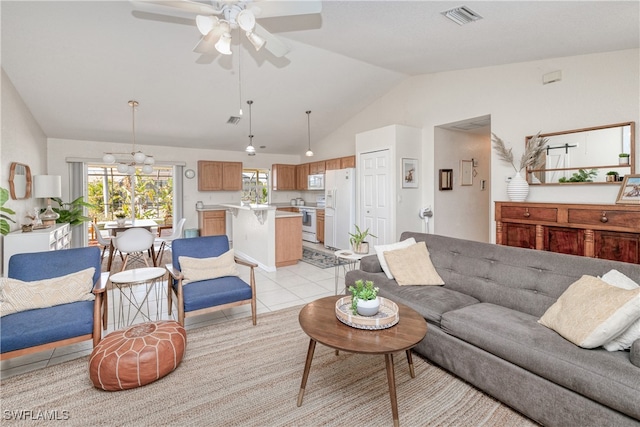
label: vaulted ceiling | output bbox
[2,1,638,156]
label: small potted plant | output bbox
[349,225,377,254]
[348,279,379,316]
[606,171,619,182]
[115,211,127,226]
[619,153,630,165]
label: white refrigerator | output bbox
[324,168,356,250]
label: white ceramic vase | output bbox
[356,297,380,316]
[117,218,126,226]
[507,171,529,202]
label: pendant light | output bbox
[305,110,314,157]
[246,100,256,156]
[102,100,155,174]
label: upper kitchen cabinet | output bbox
[272,164,296,191]
[340,156,356,169]
[198,161,242,191]
[296,164,309,190]
[309,161,326,175]
[325,158,341,170]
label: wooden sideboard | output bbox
[495,202,640,264]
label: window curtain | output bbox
[68,161,86,248]
[173,165,184,230]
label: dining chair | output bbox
[95,226,123,270]
[154,218,186,265]
[113,228,156,271]
[166,235,257,326]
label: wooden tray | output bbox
[335,296,399,330]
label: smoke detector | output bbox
[441,6,483,25]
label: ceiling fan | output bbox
[132,0,322,57]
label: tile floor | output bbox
[0,243,346,380]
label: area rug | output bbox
[302,247,345,269]
[0,306,537,426]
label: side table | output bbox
[108,267,169,329]
[334,250,367,294]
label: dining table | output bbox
[104,219,159,271]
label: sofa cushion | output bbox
[374,237,416,279]
[0,267,95,317]
[384,241,444,286]
[373,276,478,326]
[179,249,238,285]
[0,301,95,353]
[538,275,640,348]
[631,340,640,368]
[441,303,640,420]
[601,270,640,351]
[176,276,252,312]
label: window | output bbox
[87,165,173,222]
[242,169,269,204]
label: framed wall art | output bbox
[402,158,418,188]
[460,160,473,186]
[439,169,453,191]
[616,174,640,204]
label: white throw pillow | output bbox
[374,238,416,279]
[179,249,239,285]
[0,267,96,317]
[600,269,640,351]
[538,275,640,349]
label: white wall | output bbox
[1,69,48,276]
[316,49,640,241]
[434,127,491,242]
[47,138,301,231]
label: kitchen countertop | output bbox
[274,204,325,210]
[275,211,303,218]
[220,203,276,211]
[196,204,230,211]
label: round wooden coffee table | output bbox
[297,295,427,427]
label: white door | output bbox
[359,150,392,245]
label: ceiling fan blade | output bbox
[253,22,289,57]
[131,0,222,16]
[249,0,321,18]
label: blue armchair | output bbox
[1,247,107,360]
[166,236,257,326]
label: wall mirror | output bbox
[9,162,32,199]
[526,122,635,184]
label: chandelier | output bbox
[102,100,155,174]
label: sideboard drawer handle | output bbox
[600,212,608,223]
[523,208,530,218]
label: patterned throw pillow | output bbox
[179,249,239,285]
[383,241,445,286]
[538,275,640,348]
[0,267,95,317]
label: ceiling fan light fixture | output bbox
[215,32,232,55]
[246,31,266,51]
[196,15,217,36]
[236,9,256,32]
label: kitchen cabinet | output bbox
[277,207,298,213]
[340,156,356,169]
[316,209,325,243]
[495,201,640,264]
[198,210,226,236]
[296,164,309,190]
[3,223,71,273]
[325,158,342,170]
[198,161,242,191]
[276,215,302,267]
[309,161,325,175]
[271,164,296,191]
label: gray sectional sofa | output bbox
[344,232,640,427]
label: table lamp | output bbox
[34,175,62,226]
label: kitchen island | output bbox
[221,204,302,271]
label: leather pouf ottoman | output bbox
[89,321,187,391]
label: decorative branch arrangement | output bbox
[492,132,549,173]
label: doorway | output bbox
[434,116,491,242]
[359,149,392,245]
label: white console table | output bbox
[3,223,71,274]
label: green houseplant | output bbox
[348,225,377,254]
[558,169,598,183]
[619,153,630,165]
[348,279,379,316]
[0,187,16,235]
[606,171,619,182]
[49,197,95,226]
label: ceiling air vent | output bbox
[441,6,483,25]
[227,116,241,125]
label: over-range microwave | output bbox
[308,174,325,190]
